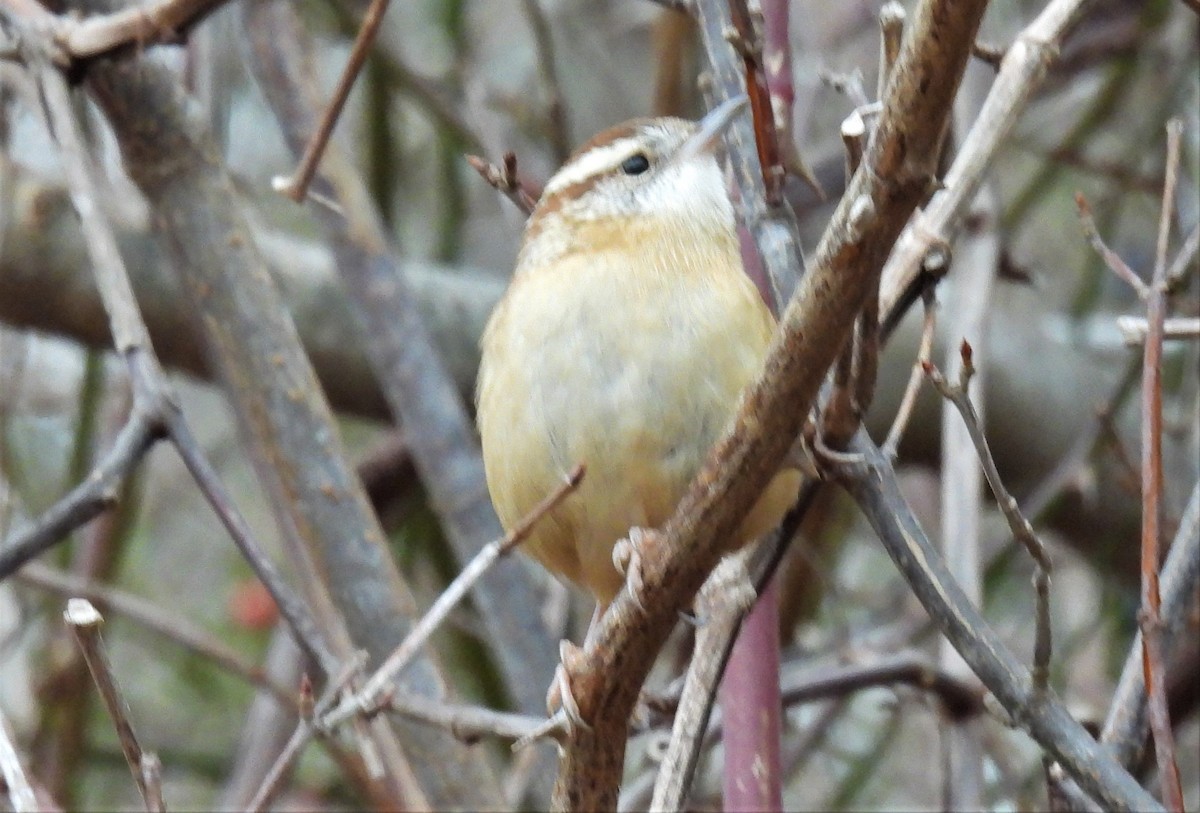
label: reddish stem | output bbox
[721,576,783,812]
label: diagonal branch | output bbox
[551,0,990,805]
[832,431,1161,812]
[242,0,560,719]
[878,0,1099,327]
[1101,480,1200,767]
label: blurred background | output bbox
[0,0,1197,809]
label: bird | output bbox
[476,96,801,628]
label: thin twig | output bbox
[882,290,937,457]
[11,36,337,673]
[465,152,538,216]
[779,651,983,720]
[17,562,297,708]
[761,0,822,199]
[694,0,805,306]
[1137,118,1184,813]
[0,707,37,813]
[159,405,337,673]
[520,0,570,164]
[1075,192,1150,299]
[832,431,1161,812]
[726,0,784,205]
[650,555,757,811]
[1165,224,1198,287]
[387,694,547,742]
[140,753,165,813]
[55,0,224,59]
[322,465,585,729]
[65,599,150,808]
[276,0,390,202]
[246,665,363,813]
[1102,480,1200,766]
[1116,316,1200,345]
[925,348,1054,691]
[0,412,159,579]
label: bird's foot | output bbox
[613,526,660,612]
[542,641,592,723]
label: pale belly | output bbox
[477,248,786,604]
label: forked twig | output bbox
[1075,192,1149,299]
[321,465,585,729]
[925,345,1054,691]
[466,152,539,216]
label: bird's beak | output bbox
[678,95,749,160]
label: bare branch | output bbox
[65,599,151,808]
[1136,118,1184,813]
[1102,480,1200,766]
[59,0,225,59]
[882,290,936,457]
[879,0,1100,325]
[1116,316,1200,345]
[650,555,756,810]
[386,694,547,743]
[322,464,584,730]
[1075,192,1150,299]
[552,0,992,803]
[926,349,1054,691]
[0,707,37,813]
[275,0,389,202]
[466,152,539,216]
[0,412,158,579]
[831,431,1161,812]
[17,562,298,708]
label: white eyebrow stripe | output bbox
[543,138,641,196]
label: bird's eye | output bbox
[620,153,651,176]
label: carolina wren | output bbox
[477,98,800,612]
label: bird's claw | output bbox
[614,526,658,612]
[540,642,592,733]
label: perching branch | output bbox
[551,0,990,805]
